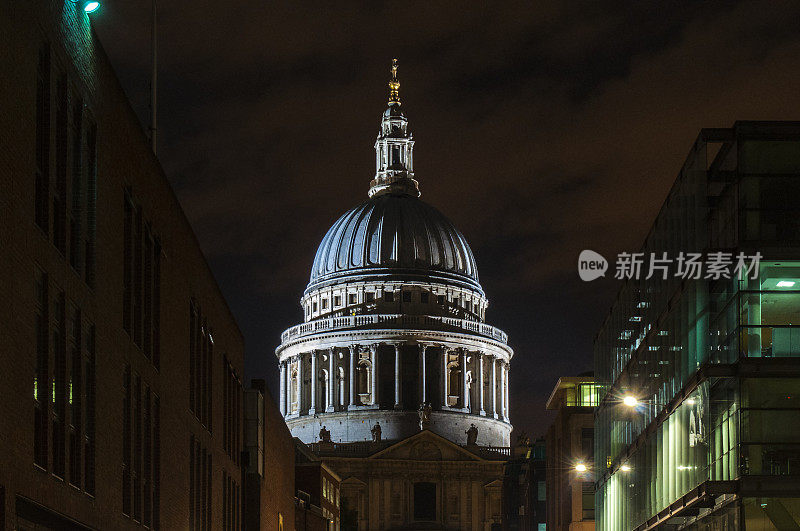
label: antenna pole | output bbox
[149,0,158,154]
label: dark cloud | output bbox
[94,0,800,437]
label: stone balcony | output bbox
[280,313,508,345]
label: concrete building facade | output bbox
[0,2,246,529]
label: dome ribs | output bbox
[307,195,481,292]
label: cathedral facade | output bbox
[276,61,513,530]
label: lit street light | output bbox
[575,463,587,472]
[623,395,638,407]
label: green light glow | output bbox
[83,1,100,13]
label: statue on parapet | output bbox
[465,424,478,447]
[319,425,331,444]
[371,421,382,442]
[418,402,432,430]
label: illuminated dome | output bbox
[276,60,512,449]
[307,194,481,294]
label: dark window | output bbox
[52,291,66,478]
[68,306,82,487]
[437,295,445,305]
[312,302,318,312]
[365,292,375,303]
[122,365,131,515]
[421,293,429,304]
[413,482,436,520]
[189,300,213,430]
[384,292,395,303]
[84,121,96,287]
[35,44,51,232]
[85,325,96,495]
[144,386,152,527]
[402,291,412,303]
[53,74,67,254]
[69,97,82,272]
[134,374,142,521]
[34,270,49,468]
[348,293,357,304]
[153,395,160,529]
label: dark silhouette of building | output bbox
[0,2,250,528]
[295,440,340,530]
[503,435,546,530]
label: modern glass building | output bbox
[594,122,800,530]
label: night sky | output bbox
[93,1,800,438]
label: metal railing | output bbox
[281,314,508,344]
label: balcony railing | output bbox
[281,314,508,344]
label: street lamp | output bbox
[575,463,587,473]
[623,395,638,407]
[620,464,632,472]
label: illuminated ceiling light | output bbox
[71,0,100,13]
[777,280,796,288]
[685,398,696,405]
[575,463,587,472]
[620,464,632,472]
[623,396,638,407]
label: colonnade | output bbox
[279,343,510,422]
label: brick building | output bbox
[0,2,247,529]
[244,380,296,530]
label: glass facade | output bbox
[594,124,800,530]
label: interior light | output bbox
[620,464,632,472]
[777,280,796,288]
[686,398,696,405]
[623,396,638,407]
[575,463,587,472]
[72,0,100,13]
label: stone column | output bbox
[370,344,379,406]
[327,348,335,412]
[279,361,286,416]
[394,344,402,409]
[504,362,510,421]
[441,348,448,408]
[287,359,293,414]
[419,345,427,404]
[478,352,485,416]
[309,351,317,415]
[500,362,506,421]
[461,349,469,412]
[491,356,497,419]
[348,346,356,409]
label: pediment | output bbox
[369,430,484,462]
[340,476,367,487]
